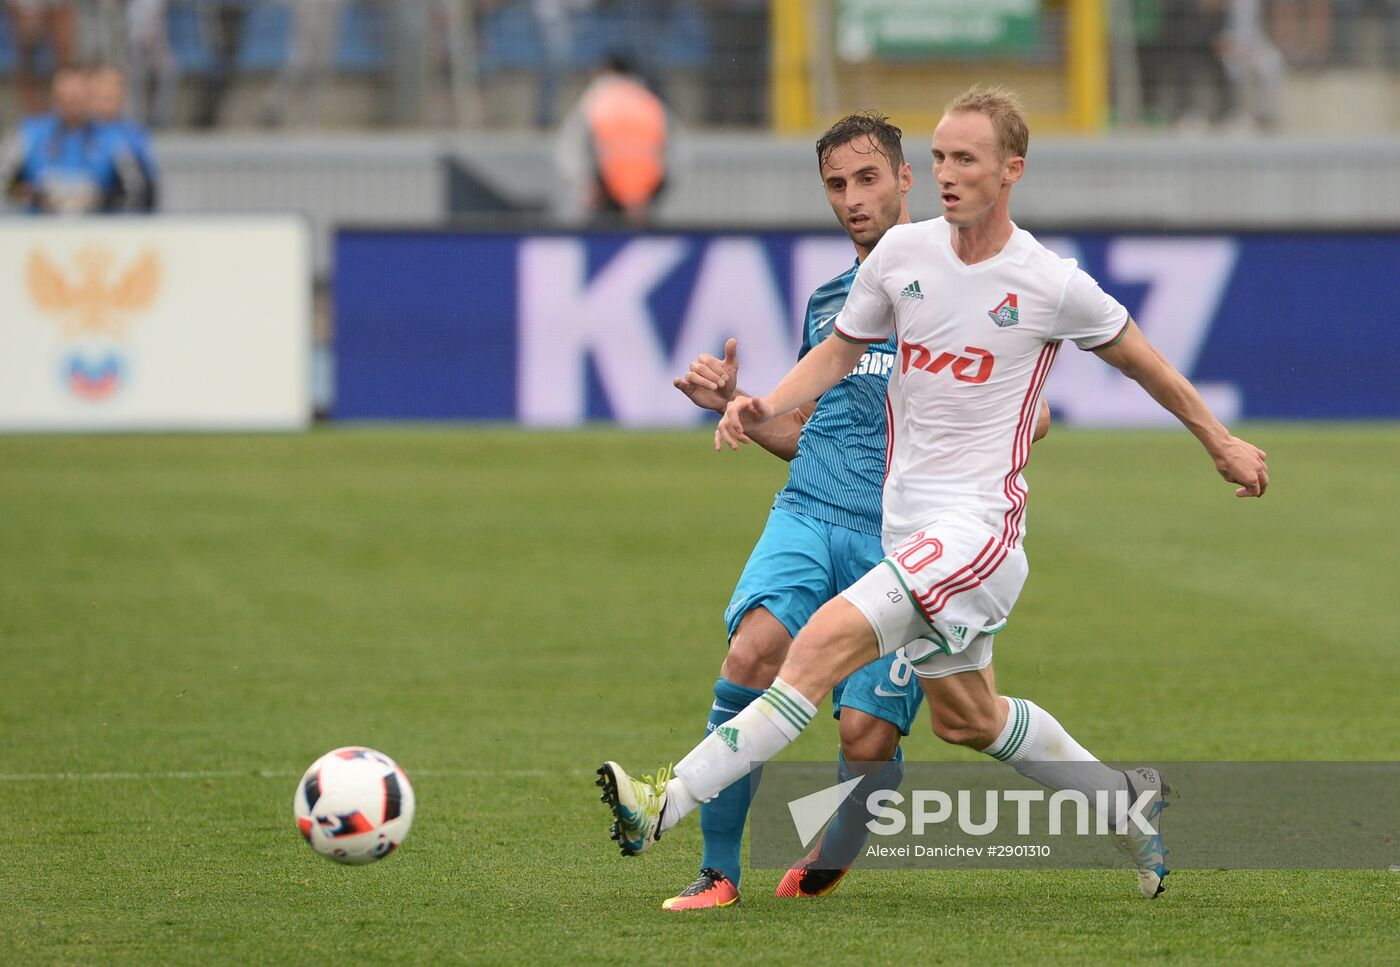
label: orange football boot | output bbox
[775,843,850,898]
[661,868,740,910]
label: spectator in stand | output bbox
[1148,0,1230,128]
[192,0,249,128]
[1134,0,1171,123]
[82,0,126,66]
[1217,0,1286,129]
[0,64,145,213]
[1268,0,1331,67]
[428,0,481,127]
[5,0,79,116]
[89,63,158,210]
[1387,0,1400,68]
[701,0,766,126]
[126,0,178,128]
[260,0,346,128]
[555,52,669,226]
[530,0,590,128]
[1330,1,1400,69]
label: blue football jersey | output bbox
[771,261,897,537]
[14,115,132,213]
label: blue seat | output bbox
[477,1,709,74]
[165,4,207,71]
[0,1,705,78]
[338,3,386,71]
[0,12,62,72]
[164,0,385,74]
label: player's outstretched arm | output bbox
[1094,320,1269,497]
[674,337,812,460]
[716,333,866,451]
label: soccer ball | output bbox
[293,746,415,864]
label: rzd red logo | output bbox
[899,343,994,384]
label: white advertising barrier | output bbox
[0,216,311,431]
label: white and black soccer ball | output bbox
[294,747,415,864]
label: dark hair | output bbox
[601,51,634,75]
[816,111,905,175]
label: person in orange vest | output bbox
[556,53,670,226]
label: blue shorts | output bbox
[832,648,924,737]
[725,507,924,736]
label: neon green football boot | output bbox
[596,761,671,856]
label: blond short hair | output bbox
[944,85,1029,160]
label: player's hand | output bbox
[716,394,774,451]
[674,338,740,413]
[1212,435,1269,497]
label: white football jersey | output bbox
[834,217,1129,547]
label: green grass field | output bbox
[2,426,1398,965]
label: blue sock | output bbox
[698,676,765,887]
[817,747,906,869]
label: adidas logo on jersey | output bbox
[900,280,924,300]
[715,726,740,752]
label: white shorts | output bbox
[840,518,1028,678]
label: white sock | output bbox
[658,774,701,832]
[661,678,816,831]
[983,696,1129,823]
